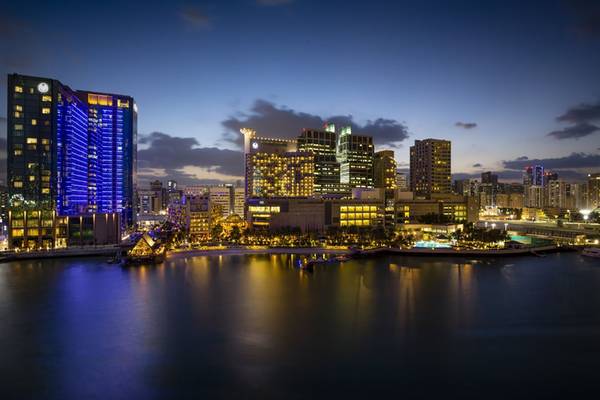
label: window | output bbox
[14,150,23,156]
[14,111,21,118]
[13,181,23,188]
[42,188,50,194]
[26,138,38,144]
[29,175,36,182]
[14,86,23,93]
[11,229,24,237]
[42,95,52,102]
[31,119,37,126]
[42,108,50,114]
[15,105,23,111]
[27,163,37,169]
[14,124,23,130]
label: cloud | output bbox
[179,6,211,30]
[567,0,600,37]
[472,163,482,168]
[137,132,243,186]
[221,99,409,148]
[455,121,478,129]
[516,156,529,161]
[547,122,600,140]
[548,99,600,140]
[257,0,294,6]
[503,152,600,170]
[556,100,600,123]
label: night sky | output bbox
[1,0,599,185]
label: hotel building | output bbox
[6,74,136,248]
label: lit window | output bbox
[14,86,23,93]
[14,111,21,118]
[41,139,50,145]
[42,108,50,114]
[42,188,50,194]
[14,124,23,130]
[31,119,37,126]
[27,163,37,169]
[14,150,23,156]
[29,176,36,182]
[13,181,23,188]
[42,95,52,102]
[15,105,23,111]
[11,229,24,237]
[26,138,38,144]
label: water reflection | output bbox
[2,253,600,398]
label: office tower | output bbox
[336,126,374,188]
[481,171,498,185]
[454,179,479,197]
[188,194,211,240]
[232,187,245,217]
[167,180,177,191]
[297,125,344,194]
[395,171,408,191]
[241,128,314,198]
[523,165,544,186]
[374,150,397,190]
[374,150,397,226]
[7,74,136,244]
[209,186,232,216]
[409,139,451,198]
[589,173,600,209]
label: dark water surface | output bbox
[1,253,600,399]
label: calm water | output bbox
[1,253,600,399]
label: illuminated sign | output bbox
[252,142,259,150]
[37,82,49,94]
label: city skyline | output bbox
[1,0,600,186]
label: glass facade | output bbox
[7,73,137,242]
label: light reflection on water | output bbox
[1,253,600,398]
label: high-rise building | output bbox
[481,171,498,185]
[232,187,245,217]
[297,125,345,194]
[395,171,409,191]
[336,126,374,189]
[7,74,136,248]
[523,165,544,186]
[409,139,451,198]
[209,186,232,216]
[589,173,600,209]
[374,150,397,226]
[241,128,314,198]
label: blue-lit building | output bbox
[6,74,136,248]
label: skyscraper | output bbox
[241,128,314,198]
[523,165,544,186]
[7,74,137,229]
[336,126,374,189]
[589,173,600,209]
[297,124,345,194]
[409,139,451,198]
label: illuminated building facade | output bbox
[241,128,314,198]
[394,196,479,224]
[336,126,374,188]
[246,198,384,231]
[374,150,397,226]
[297,125,345,194]
[589,173,600,209]
[6,73,136,248]
[409,139,451,198]
[523,165,544,186]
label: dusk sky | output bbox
[1,0,599,185]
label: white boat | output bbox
[582,248,600,258]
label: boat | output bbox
[581,248,600,259]
[335,254,352,262]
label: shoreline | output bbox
[167,245,569,259]
[0,244,575,263]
